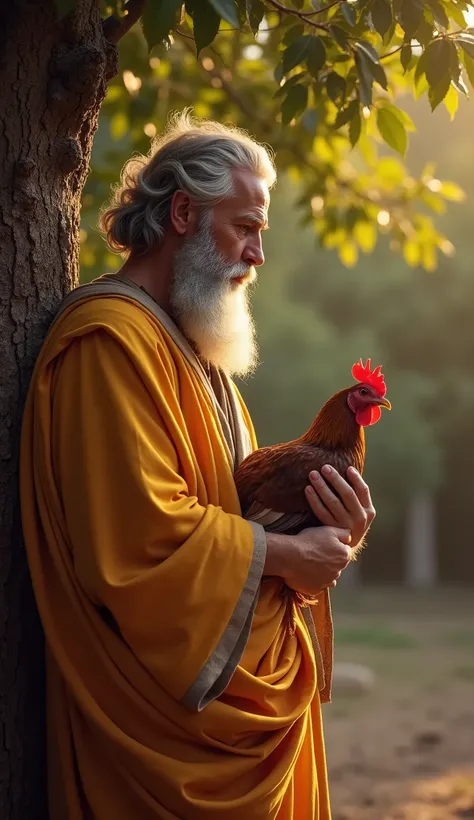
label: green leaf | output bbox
[399,0,423,37]
[426,0,449,30]
[438,180,465,202]
[452,74,469,95]
[425,39,452,88]
[444,0,468,28]
[142,0,183,51]
[281,84,308,124]
[326,71,347,105]
[334,98,359,128]
[355,51,374,107]
[274,62,284,84]
[354,220,377,253]
[428,72,451,110]
[306,37,326,78]
[355,40,380,63]
[274,72,306,97]
[416,16,436,47]
[400,42,413,73]
[382,102,415,131]
[55,0,76,17]
[443,83,458,119]
[282,36,312,73]
[341,2,357,26]
[208,0,240,27]
[421,189,446,214]
[282,24,305,45]
[462,52,474,87]
[339,240,359,267]
[414,46,430,84]
[403,240,421,267]
[246,0,264,34]
[376,105,408,155]
[349,107,362,146]
[457,34,474,60]
[421,242,437,272]
[187,0,221,53]
[372,0,392,38]
[376,156,405,187]
[330,25,349,49]
[368,58,388,89]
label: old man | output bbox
[21,112,374,819]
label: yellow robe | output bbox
[20,277,333,819]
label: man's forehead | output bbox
[230,168,270,212]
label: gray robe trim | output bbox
[53,274,266,710]
[182,521,266,711]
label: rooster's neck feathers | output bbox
[299,387,365,458]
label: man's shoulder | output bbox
[42,292,177,376]
[56,292,169,346]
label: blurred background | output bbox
[79,28,474,817]
[81,77,474,589]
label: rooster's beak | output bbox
[378,397,392,410]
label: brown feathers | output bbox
[235,387,366,535]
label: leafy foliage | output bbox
[76,0,474,272]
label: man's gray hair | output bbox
[101,110,276,256]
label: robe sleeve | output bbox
[51,328,266,711]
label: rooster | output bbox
[234,359,391,625]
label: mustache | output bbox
[221,262,257,284]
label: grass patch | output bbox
[335,626,417,649]
[453,665,474,682]
[441,630,474,648]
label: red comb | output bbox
[351,358,387,397]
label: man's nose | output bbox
[243,237,265,268]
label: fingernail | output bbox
[322,465,332,475]
[348,466,358,475]
[305,485,315,495]
[310,471,320,481]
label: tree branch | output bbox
[303,1,341,15]
[265,0,330,31]
[102,0,146,45]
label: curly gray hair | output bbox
[100,110,276,256]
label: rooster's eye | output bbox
[359,388,369,396]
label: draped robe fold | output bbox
[20,276,333,820]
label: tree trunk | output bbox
[0,2,114,814]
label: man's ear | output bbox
[169,190,198,236]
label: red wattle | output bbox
[356,405,382,427]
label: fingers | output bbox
[347,466,376,524]
[304,481,339,527]
[307,469,352,527]
[334,528,352,545]
[316,465,360,515]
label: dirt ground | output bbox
[324,587,474,819]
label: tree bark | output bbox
[0,2,115,814]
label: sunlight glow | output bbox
[464,7,474,26]
[243,45,263,61]
[143,123,157,138]
[377,210,391,227]
[122,70,142,96]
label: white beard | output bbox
[170,211,258,377]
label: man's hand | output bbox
[305,465,376,548]
[264,526,352,596]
